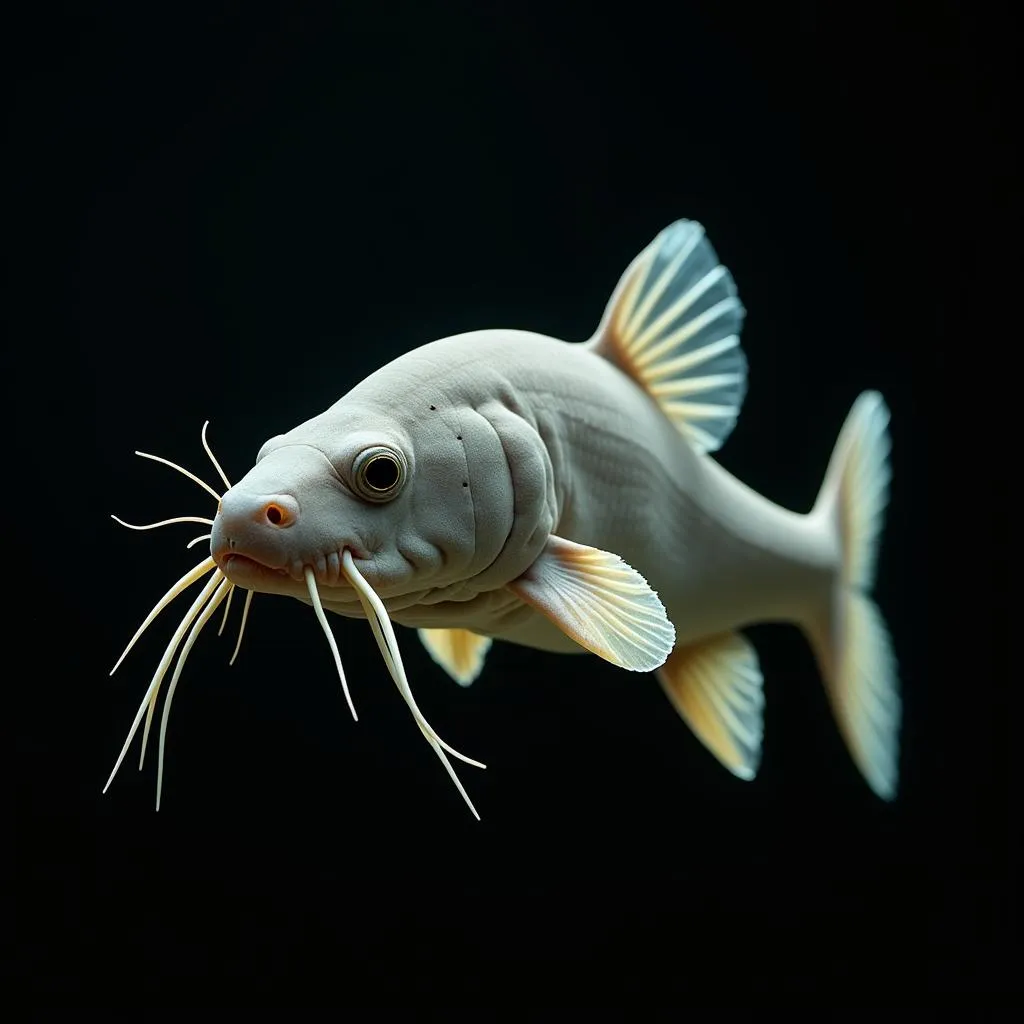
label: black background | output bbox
[12,2,1013,1006]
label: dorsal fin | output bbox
[588,220,748,454]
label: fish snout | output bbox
[210,490,300,573]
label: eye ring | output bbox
[352,445,408,502]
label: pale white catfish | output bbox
[106,220,899,817]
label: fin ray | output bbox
[633,295,742,371]
[623,225,704,338]
[649,371,745,399]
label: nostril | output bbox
[264,502,290,527]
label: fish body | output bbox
[110,220,900,813]
[246,328,833,654]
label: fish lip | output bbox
[218,552,291,586]
[215,549,285,572]
[217,548,369,589]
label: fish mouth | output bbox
[218,552,294,588]
[216,548,362,592]
[221,553,285,573]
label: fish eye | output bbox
[352,445,407,502]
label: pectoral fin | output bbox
[656,632,764,780]
[507,535,675,672]
[418,627,493,687]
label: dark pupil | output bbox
[364,455,399,491]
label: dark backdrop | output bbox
[12,2,1012,1006]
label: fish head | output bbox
[210,384,534,610]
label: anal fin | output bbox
[656,632,764,780]
[418,627,493,687]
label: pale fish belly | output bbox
[388,587,585,655]
[306,579,578,655]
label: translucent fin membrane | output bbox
[591,219,748,454]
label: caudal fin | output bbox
[806,392,901,799]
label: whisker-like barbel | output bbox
[107,422,264,804]
[201,420,232,491]
[134,450,222,503]
[341,552,485,768]
[364,595,483,819]
[156,576,232,810]
[366,591,483,819]
[340,550,485,819]
[104,571,224,794]
[112,514,215,531]
[304,568,358,722]
[368,600,487,771]
[137,576,235,771]
[358,596,482,818]
[110,556,217,677]
[229,590,254,666]
[218,586,236,636]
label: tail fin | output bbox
[806,392,901,799]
